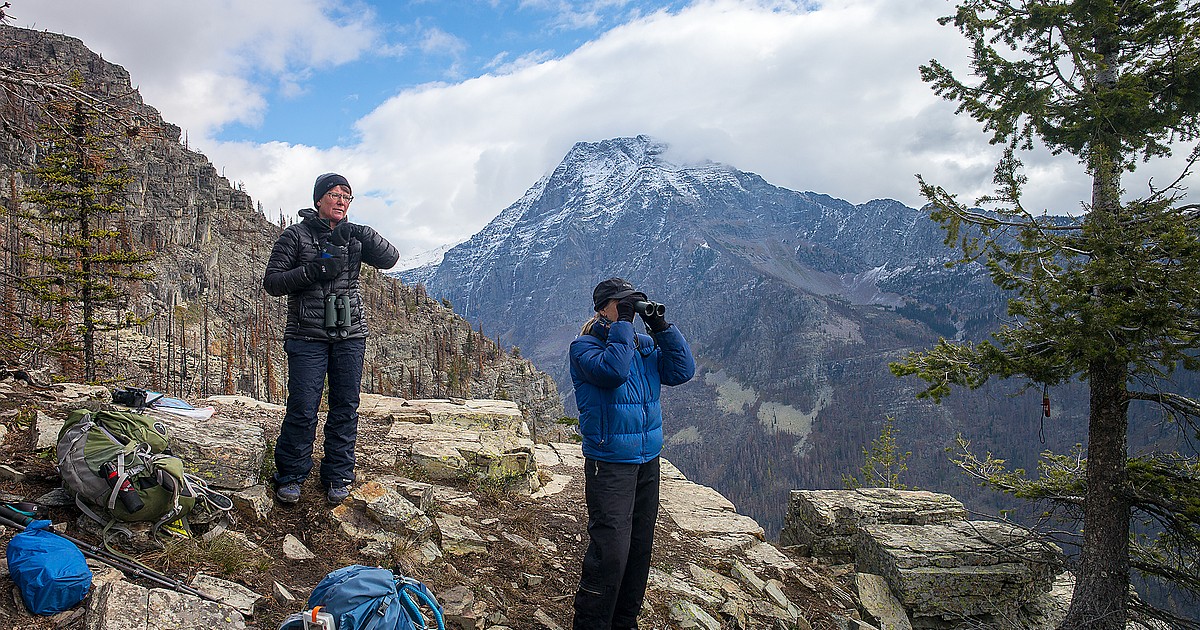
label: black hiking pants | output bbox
[273,337,365,489]
[573,456,660,630]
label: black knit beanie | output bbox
[313,172,351,205]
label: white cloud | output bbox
[485,50,557,75]
[15,0,1196,259]
[419,26,467,56]
[16,0,387,139]
[263,0,1004,256]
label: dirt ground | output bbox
[0,380,855,630]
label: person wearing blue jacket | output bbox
[570,277,695,630]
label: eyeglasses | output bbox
[326,192,354,203]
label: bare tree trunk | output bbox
[1060,359,1130,630]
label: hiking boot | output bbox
[326,485,350,505]
[274,482,301,504]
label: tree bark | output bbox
[1060,358,1130,630]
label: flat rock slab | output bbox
[190,573,263,616]
[547,441,583,465]
[205,395,284,412]
[152,410,267,490]
[780,488,966,562]
[85,579,246,630]
[660,459,764,542]
[359,396,527,433]
[379,420,537,489]
[855,520,1060,620]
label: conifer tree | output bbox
[890,1,1200,627]
[842,416,911,490]
[18,99,153,382]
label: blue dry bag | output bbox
[280,565,443,630]
[6,520,93,615]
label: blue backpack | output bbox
[6,520,93,615]
[280,565,443,630]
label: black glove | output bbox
[616,295,638,322]
[306,243,346,280]
[330,221,359,246]
[641,309,670,333]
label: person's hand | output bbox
[330,222,359,246]
[616,295,638,322]
[305,257,343,280]
[640,308,669,333]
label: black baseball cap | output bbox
[592,277,638,311]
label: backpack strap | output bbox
[70,493,140,560]
[396,576,445,630]
[178,472,235,534]
[146,456,187,539]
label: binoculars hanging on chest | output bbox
[325,294,353,337]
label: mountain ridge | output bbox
[401,135,1064,536]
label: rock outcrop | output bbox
[779,488,968,563]
[0,382,868,629]
[781,488,1069,629]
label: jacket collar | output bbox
[299,208,335,234]
[588,317,612,341]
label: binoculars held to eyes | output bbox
[634,300,666,317]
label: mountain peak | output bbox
[562,134,669,167]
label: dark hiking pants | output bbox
[273,337,365,489]
[573,456,660,630]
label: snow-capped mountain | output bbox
[399,135,1047,535]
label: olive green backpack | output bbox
[55,409,231,538]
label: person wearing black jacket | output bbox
[263,173,399,505]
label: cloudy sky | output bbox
[13,0,1193,261]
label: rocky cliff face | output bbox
[402,135,1058,535]
[0,24,563,431]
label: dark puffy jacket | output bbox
[262,209,399,341]
[570,319,695,464]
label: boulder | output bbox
[282,534,316,560]
[855,572,911,630]
[189,574,262,617]
[33,410,64,450]
[669,600,722,629]
[780,488,967,563]
[437,513,488,556]
[328,481,442,564]
[377,403,540,493]
[855,520,1061,622]
[230,484,273,522]
[151,410,267,490]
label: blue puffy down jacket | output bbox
[570,320,695,464]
